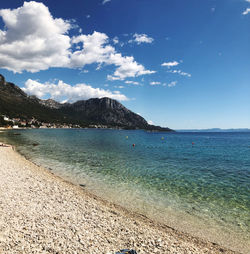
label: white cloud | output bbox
[150,81,161,86]
[242,8,250,15]
[129,33,154,45]
[168,69,191,77]
[125,80,139,85]
[107,75,121,81]
[102,0,111,4]
[0,1,71,73]
[161,61,179,68]
[70,32,115,67]
[243,0,250,15]
[0,2,154,81]
[81,69,89,73]
[105,52,155,80]
[149,81,178,87]
[113,36,119,44]
[166,81,177,87]
[22,79,128,102]
[148,120,154,125]
[96,63,102,70]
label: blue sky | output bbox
[0,0,249,129]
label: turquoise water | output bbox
[1,129,249,250]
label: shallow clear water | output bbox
[1,129,250,250]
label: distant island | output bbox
[177,128,250,132]
[0,74,172,132]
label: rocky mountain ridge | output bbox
[0,74,172,131]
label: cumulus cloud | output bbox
[70,32,115,67]
[22,79,128,102]
[105,52,155,80]
[129,33,154,45]
[148,120,154,125]
[150,81,161,86]
[161,61,179,68]
[168,69,191,77]
[0,2,154,80]
[242,8,250,15]
[0,1,71,73]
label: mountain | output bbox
[0,74,67,123]
[0,74,172,131]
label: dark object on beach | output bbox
[79,184,86,188]
[0,143,9,147]
[32,143,39,146]
[115,249,137,254]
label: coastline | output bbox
[0,143,241,253]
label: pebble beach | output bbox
[0,144,239,254]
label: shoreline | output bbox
[0,143,242,253]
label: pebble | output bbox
[0,146,238,254]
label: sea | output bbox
[0,129,249,252]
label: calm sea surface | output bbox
[1,129,249,250]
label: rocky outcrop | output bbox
[39,99,63,109]
[60,98,149,129]
[0,74,5,86]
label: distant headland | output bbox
[177,128,250,132]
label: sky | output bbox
[0,0,249,129]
